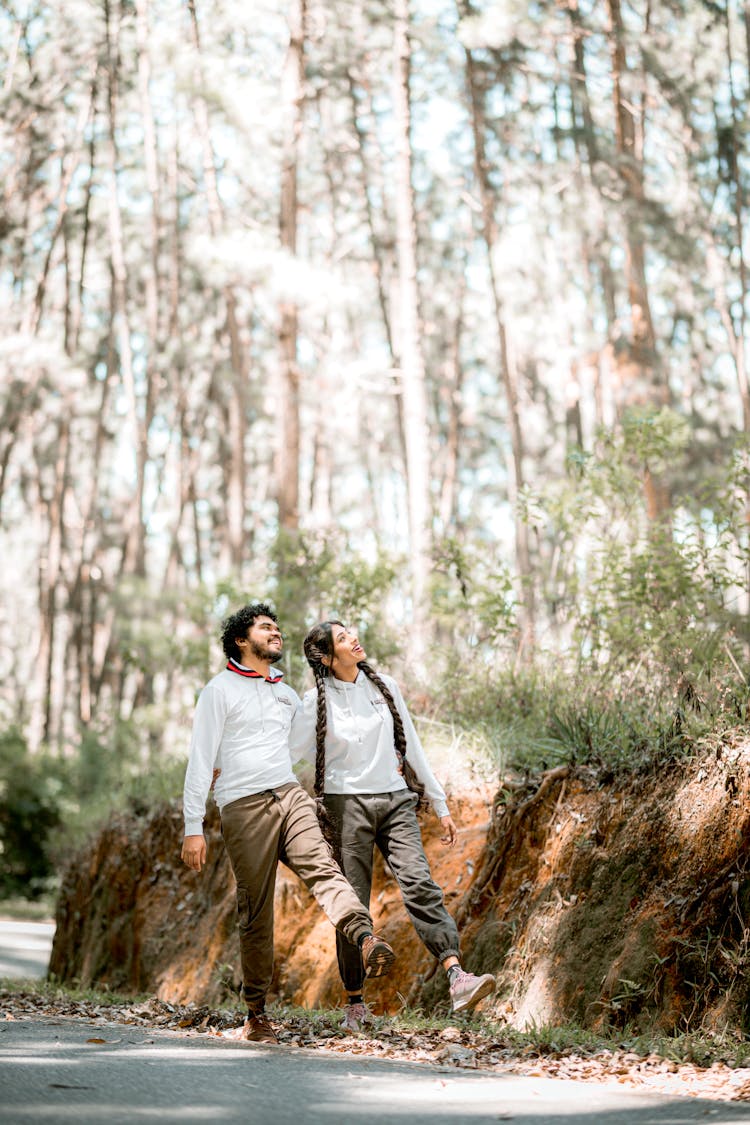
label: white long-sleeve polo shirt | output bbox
[289,670,449,819]
[182,663,303,836]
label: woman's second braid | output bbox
[359,662,427,809]
[358,662,406,759]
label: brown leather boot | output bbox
[241,1011,278,1043]
[360,933,396,979]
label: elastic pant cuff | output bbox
[437,948,461,963]
[348,923,372,947]
[339,911,374,948]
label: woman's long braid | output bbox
[303,634,337,849]
[359,662,427,809]
[312,664,329,802]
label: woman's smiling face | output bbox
[330,623,366,677]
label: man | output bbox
[181,602,395,1043]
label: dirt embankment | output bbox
[50,741,750,1033]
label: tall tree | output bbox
[277,0,307,532]
[187,0,248,570]
[393,0,432,650]
[460,7,536,653]
[606,0,661,410]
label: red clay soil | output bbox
[50,740,750,1034]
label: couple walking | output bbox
[181,602,495,1043]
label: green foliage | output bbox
[429,646,750,777]
[427,663,561,774]
[524,410,750,686]
[269,528,403,685]
[425,411,750,748]
[543,692,699,775]
[75,720,142,805]
[51,721,185,853]
[111,580,216,682]
[0,731,63,899]
[430,537,517,652]
[206,530,403,687]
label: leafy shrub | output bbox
[526,410,749,689]
[0,730,62,899]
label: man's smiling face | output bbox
[238,615,283,665]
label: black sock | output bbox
[247,1006,264,1019]
[446,964,462,983]
[357,932,371,949]
[347,994,364,1006]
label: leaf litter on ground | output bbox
[2,984,750,1103]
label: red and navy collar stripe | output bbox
[226,659,283,683]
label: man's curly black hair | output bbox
[221,603,278,661]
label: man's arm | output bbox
[182,683,224,871]
[287,688,317,765]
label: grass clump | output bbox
[425,658,750,780]
[0,897,56,922]
[0,977,150,1008]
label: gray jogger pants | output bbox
[324,789,460,992]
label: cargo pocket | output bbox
[236,887,252,933]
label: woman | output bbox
[296,619,495,1032]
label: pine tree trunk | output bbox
[438,266,467,533]
[71,78,98,355]
[723,3,749,431]
[135,0,163,349]
[187,0,246,569]
[606,0,661,404]
[568,0,618,429]
[462,30,535,656]
[346,68,407,466]
[276,0,306,532]
[32,419,71,748]
[70,363,112,726]
[393,0,431,652]
[104,0,148,576]
[606,0,671,522]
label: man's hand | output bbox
[181,834,207,871]
[210,768,221,791]
[439,815,458,847]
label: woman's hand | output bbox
[439,815,457,847]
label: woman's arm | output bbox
[385,675,451,820]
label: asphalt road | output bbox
[2,923,750,1123]
[0,919,54,979]
[2,1018,750,1125]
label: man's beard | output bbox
[249,639,283,664]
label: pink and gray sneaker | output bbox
[341,1000,375,1033]
[449,969,496,1014]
